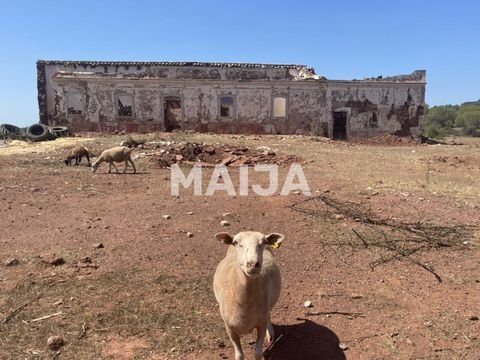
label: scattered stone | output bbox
[93,243,104,249]
[304,300,313,308]
[339,343,348,351]
[187,232,194,238]
[162,215,171,220]
[423,320,433,328]
[81,256,92,264]
[216,339,226,348]
[469,315,479,321]
[351,293,363,299]
[220,220,230,226]
[334,214,345,220]
[185,211,194,215]
[47,335,64,351]
[5,257,19,266]
[49,257,65,266]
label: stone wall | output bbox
[37,61,425,137]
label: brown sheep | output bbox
[64,146,90,166]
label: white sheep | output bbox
[91,146,136,174]
[213,231,284,360]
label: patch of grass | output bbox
[0,269,224,359]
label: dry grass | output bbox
[1,132,479,359]
[0,268,224,359]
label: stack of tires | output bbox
[0,123,70,142]
[0,124,27,140]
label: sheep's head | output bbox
[91,161,99,173]
[215,231,284,277]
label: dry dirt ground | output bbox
[0,133,479,360]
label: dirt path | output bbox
[0,134,479,359]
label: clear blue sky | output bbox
[1,0,479,127]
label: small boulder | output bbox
[49,257,65,266]
[47,335,64,351]
[5,258,19,267]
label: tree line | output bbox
[424,100,480,138]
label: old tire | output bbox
[0,124,27,140]
[27,123,53,142]
[50,126,70,138]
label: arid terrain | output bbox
[1,133,479,360]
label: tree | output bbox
[456,109,480,136]
[425,105,457,129]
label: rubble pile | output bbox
[136,141,302,167]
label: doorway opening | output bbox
[333,111,347,140]
[164,97,182,132]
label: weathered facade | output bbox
[37,60,426,138]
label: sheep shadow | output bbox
[265,318,346,360]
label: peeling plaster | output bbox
[37,60,425,137]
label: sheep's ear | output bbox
[265,233,284,248]
[215,232,234,245]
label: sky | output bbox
[0,0,479,127]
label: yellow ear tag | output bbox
[271,241,281,249]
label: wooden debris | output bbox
[30,311,62,323]
[2,295,41,324]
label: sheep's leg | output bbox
[226,326,244,360]
[108,162,112,173]
[254,323,267,360]
[86,153,91,167]
[266,314,274,344]
[111,162,119,173]
[129,159,136,174]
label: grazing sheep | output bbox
[91,146,136,174]
[213,231,284,360]
[64,146,90,166]
[120,135,146,149]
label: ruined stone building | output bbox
[37,60,426,139]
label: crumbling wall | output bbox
[38,61,425,137]
[327,82,425,138]
[289,87,328,135]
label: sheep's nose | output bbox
[247,261,260,269]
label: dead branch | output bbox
[289,194,477,283]
[30,311,62,323]
[352,229,369,248]
[265,333,284,352]
[2,295,41,324]
[79,323,88,339]
[406,257,442,283]
[305,311,365,319]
